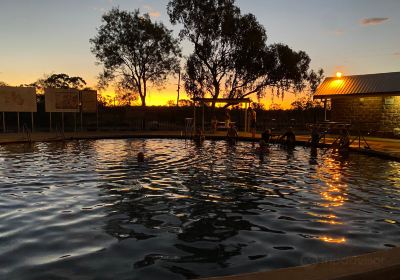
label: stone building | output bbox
[314,72,400,135]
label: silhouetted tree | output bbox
[90,8,181,107]
[29,73,87,93]
[168,0,313,112]
[0,81,8,87]
[308,68,325,94]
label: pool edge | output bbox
[199,247,400,280]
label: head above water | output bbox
[137,152,144,162]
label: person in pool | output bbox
[137,152,145,162]
[248,106,257,139]
[193,127,205,143]
[261,128,272,144]
[211,115,218,134]
[226,123,238,144]
[280,127,296,148]
[338,129,350,154]
[310,126,321,148]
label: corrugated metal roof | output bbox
[314,72,400,98]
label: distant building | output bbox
[314,72,400,135]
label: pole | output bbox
[79,91,83,131]
[2,112,5,133]
[193,102,196,132]
[17,112,20,133]
[49,112,52,132]
[244,103,248,132]
[324,99,327,121]
[177,70,181,107]
[62,112,64,132]
[31,112,34,132]
[202,102,204,131]
[74,112,77,132]
[96,104,99,131]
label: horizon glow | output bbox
[0,0,399,107]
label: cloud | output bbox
[149,11,161,18]
[394,52,400,57]
[143,4,161,18]
[334,29,344,36]
[360,17,389,26]
[93,6,106,12]
[143,5,152,11]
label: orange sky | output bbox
[2,1,398,108]
[99,82,299,109]
[0,72,306,109]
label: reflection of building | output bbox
[314,72,400,135]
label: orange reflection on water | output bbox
[310,156,349,228]
[316,219,343,225]
[319,236,346,244]
[320,183,346,207]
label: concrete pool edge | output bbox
[0,131,399,162]
[199,247,400,280]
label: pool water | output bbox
[0,139,399,279]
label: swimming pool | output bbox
[0,139,399,279]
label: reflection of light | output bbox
[142,184,163,191]
[316,219,343,225]
[320,183,346,207]
[169,194,191,199]
[311,157,348,226]
[320,236,346,243]
[329,79,345,89]
[336,72,343,78]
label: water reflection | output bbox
[0,139,399,280]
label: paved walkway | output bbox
[0,130,399,160]
[201,247,400,280]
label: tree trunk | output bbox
[140,84,147,130]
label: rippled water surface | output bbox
[1,139,400,279]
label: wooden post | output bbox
[17,112,20,133]
[324,99,327,121]
[31,112,34,132]
[74,112,77,132]
[79,91,83,131]
[96,105,99,131]
[193,102,196,132]
[244,103,248,132]
[177,70,180,107]
[62,112,64,132]
[49,112,52,132]
[2,112,5,133]
[202,102,205,131]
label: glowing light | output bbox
[319,236,346,244]
[336,72,343,78]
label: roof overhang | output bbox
[313,91,400,99]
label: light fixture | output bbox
[336,72,343,78]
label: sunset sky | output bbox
[0,0,399,108]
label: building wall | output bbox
[331,95,400,133]
[381,96,400,133]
